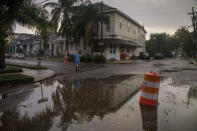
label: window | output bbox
[119,46,124,52]
[128,23,130,32]
[119,18,122,29]
[106,22,110,32]
[120,22,122,29]
[126,47,130,53]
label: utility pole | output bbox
[188,7,197,57]
[100,1,104,56]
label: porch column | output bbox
[49,43,52,50]
[54,42,56,56]
[33,44,36,51]
[15,45,17,53]
[12,46,14,53]
[63,42,65,52]
[27,44,30,52]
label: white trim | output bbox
[140,91,158,100]
[143,80,160,88]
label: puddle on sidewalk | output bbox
[0,75,197,131]
[159,69,181,73]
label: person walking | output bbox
[74,50,80,71]
[63,50,69,69]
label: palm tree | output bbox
[0,0,50,68]
[44,0,109,54]
[72,3,109,53]
[44,0,80,54]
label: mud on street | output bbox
[1,57,197,131]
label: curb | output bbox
[33,70,56,83]
[33,73,56,83]
[106,61,137,64]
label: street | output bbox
[1,57,197,131]
[6,57,197,86]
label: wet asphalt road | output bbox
[6,57,197,86]
[1,57,197,131]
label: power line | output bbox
[131,11,187,16]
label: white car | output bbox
[11,53,25,59]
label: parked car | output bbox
[139,52,150,60]
[11,53,25,59]
[5,54,12,58]
[154,53,165,59]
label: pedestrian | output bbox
[63,50,69,68]
[74,50,80,71]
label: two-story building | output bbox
[7,33,46,57]
[92,2,146,60]
[8,2,146,61]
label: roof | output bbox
[93,38,141,48]
[93,2,146,33]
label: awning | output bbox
[93,38,141,47]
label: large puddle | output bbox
[0,75,197,131]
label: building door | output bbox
[110,44,116,59]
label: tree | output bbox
[146,33,176,57]
[44,0,79,54]
[72,3,109,50]
[146,26,193,57]
[173,26,193,56]
[44,0,109,54]
[0,0,50,68]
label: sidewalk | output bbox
[21,68,56,82]
[106,59,150,64]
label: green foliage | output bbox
[146,26,194,57]
[45,1,109,50]
[173,27,193,57]
[0,66,22,74]
[0,74,34,86]
[80,55,106,63]
[67,54,75,62]
[81,55,92,63]
[7,64,47,70]
[146,33,174,57]
[92,55,106,63]
[0,0,51,68]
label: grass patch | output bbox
[43,57,63,62]
[191,57,197,62]
[27,57,63,62]
[7,64,48,70]
[0,74,34,86]
[0,66,23,74]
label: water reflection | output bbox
[0,75,143,131]
[0,107,54,131]
[1,76,197,131]
[140,105,158,131]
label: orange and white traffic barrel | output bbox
[139,71,160,106]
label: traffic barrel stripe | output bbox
[143,80,160,88]
[140,96,158,106]
[140,91,158,100]
[139,71,160,106]
[144,74,160,83]
[142,86,159,94]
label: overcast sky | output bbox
[15,0,197,40]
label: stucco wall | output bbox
[101,12,146,57]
